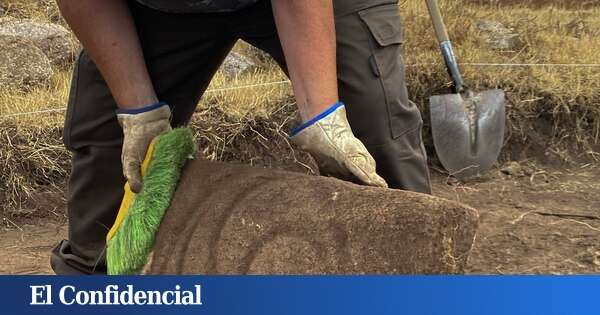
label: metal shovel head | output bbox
[430,89,505,179]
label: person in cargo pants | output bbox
[51,0,431,275]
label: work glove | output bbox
[291,102,388,188]
[117,102,172,193]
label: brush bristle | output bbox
[106,128,196,275]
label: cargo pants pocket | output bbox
[359,4,423,139]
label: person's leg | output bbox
[51,2,236,275]
[334,2,431,193]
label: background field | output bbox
[0,1,599,274]
[467,0,600,8]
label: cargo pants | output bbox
[51,0,431,275]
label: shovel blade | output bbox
[430,89,505,179]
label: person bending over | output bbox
[51,0,386,275]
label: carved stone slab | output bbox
[146,159,479,274]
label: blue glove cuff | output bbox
[116,101,169,115]
[290,102,345,137]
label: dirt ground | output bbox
[1,162,599,275]
[435,163,600,274]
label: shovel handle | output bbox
[425,0,465,93]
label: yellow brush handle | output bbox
[106,139,158,242]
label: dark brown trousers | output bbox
[51,0,431,275]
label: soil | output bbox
[1,162,599,275]
[434,163,600,274]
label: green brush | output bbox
[106,128,196,275]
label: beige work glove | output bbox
[291,103,388,188]
[117,103,172,193]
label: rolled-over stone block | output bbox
[146,159,479,274]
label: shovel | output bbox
[425,0,506,179]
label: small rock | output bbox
[0,37,53,90]
[220,52,256,77]
[243,45,275,64]
[0,18,78,66]
[501,161,523,176]
[476,20,522,51]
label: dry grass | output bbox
[465,0,600,9]
[199,64,290,120]
[0,0,64,24]
[0,121,68,215]
[1,0,599,218]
